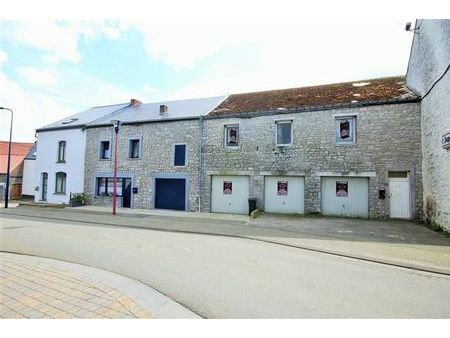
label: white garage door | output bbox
[211,175,249,214]
[264,176,304,214]
[321,177,369,218]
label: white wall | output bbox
[34,128,86,204]
[22,159,36,196]
[406,19,450,230]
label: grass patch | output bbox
[425,221,450,238]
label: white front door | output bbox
[211,175,249,214]
[264,176,304,214]
[389,177,410,219]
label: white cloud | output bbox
[0,50,8,65]
[0,49,149,142]
[142,83,161,96]
[0,50,72,142]
[164,20,413,99]
[18,67,58,86]
[5,21,124,65]
[130,21,246,69]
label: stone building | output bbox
[406,19,450,230]
[83,96,226,211]
[201,76,423,219]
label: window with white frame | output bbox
[276,120,292,146]
[100,141,110,160]
[224,124,239,148]
[129,139,140,159]
[335,117,356,144]
[55,172,66,194]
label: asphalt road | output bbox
[1,212,450,318]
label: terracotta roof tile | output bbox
[0,141,33,174]
[209,76,417,116]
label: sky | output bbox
[0,19,415,142]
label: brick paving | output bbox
[0,253,152,319]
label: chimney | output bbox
[159,104,168,115]
[130,98,142,106]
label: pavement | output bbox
[0,252,199,319]
[1,206,450,318]
[2,205,449,275]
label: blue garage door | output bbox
[155,178,186,211]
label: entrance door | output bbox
[122,178,132,208]
[389,172,410,219]
[41,173,48,201]
[155,178,186,211]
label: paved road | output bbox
[1,212,450,318]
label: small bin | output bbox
[248,198,257,216]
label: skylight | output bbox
[352,82,371,87]
[61,118,79,125]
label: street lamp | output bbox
[111,119,120,215]
[0,107,13,208]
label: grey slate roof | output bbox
[36,103,129,132]
[87,96,227,127]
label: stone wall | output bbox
[202,103,423,219]
[84,119,201,211]
[406,19,450,230]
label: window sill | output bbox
[53,192,66,195]
[224,146,240,150]
[276,144,292,147]
[99,158,111,161]
[128,157,141,160]
[56,161,66,164]
[174,165,187,168]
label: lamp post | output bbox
[111,119,120,215]
[0,107,13,208]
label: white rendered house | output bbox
[34,103,130,204]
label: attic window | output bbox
[61,118,79,125]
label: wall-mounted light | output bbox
[405,22,419,34]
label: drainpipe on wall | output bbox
[198,115,204,212]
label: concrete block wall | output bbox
[202,103,423,219]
